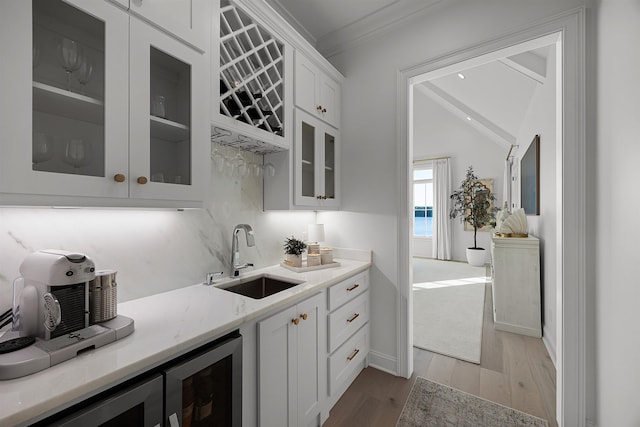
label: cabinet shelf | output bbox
[150,115,190,142]
[33,81,104,125]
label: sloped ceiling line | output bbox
[498,51,547,84]
[416,82,516,149]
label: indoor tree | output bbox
[449,166,498,264]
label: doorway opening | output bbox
[397,11,587,426]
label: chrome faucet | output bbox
[231,224,255,277]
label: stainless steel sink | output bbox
[216,274,304,299]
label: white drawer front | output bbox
[328,325,369,395]
[328,291,369,353]
[328,270,369,311]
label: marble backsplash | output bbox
[0,146,316,314]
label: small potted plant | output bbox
[449,166,498,266]
[283,236,307,267]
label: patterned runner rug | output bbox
[397,377,549,427]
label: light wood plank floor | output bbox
[323,284,557,427]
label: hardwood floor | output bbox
[322,284,557,427]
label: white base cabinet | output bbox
[491,236,542,337]
[323,270,370,420]
[258,292,326,427]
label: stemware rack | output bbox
[219,0,285,138]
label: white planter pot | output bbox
[466,248,486,267]
[285,253,302,267]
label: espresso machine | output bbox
[13,250,96,340]
[0,250,134,380]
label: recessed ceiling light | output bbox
[457,73,465,79]
[466,116,472,121]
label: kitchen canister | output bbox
[320,247,333,265]
[307,253,321,266]
[89,270,118,324]
[307,243,320,255]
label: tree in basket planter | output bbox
[283,236,307,268]
[449,166,499,266]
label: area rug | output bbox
[397,377,549,427]
[413,259,488,364]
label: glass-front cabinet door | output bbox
[0,0,129,200]
[0,1,206,206]
[129,17,207,203]
[294,109,340,208]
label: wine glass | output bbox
[64,139,91,173]
[210,145,226,173]
[58,38,81,91]
[32,132,54,170]
[76,53,94,95]
[264,162,276,177]
[233,149,248,178]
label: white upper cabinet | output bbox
[0,0,129,202]
[0,0,208,207]
[129,17,208,203]
[295,51,341,129]
[128,0,210,52]
[294,109,340,208]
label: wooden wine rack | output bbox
[219,0,285,137]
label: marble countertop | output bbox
[0,250,371,427]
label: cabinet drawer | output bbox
[328,325,368,395]
[328,271,368,311]
[328,291,369,353]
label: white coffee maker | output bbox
[13,250,95,340]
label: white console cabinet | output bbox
[491,235,542,337]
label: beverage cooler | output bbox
[42,331,242,427]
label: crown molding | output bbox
[265,0,317,47]
[317,0,449,58]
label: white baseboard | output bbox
[494,321,541,338]
[367,350,397,375]
[542,325,557,367]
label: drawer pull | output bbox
[292,318,300,326]
[347,348,360,361]
[300,313,308,321]
[346,283,359,292]
[347,313,360,323]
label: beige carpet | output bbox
[413,258,489,364]
[397,377,549,426]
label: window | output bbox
[414,166,433,237]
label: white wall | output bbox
[595,0,640,425]
[513,44,558,362]
[0,147,315,314]
[413,89,507,262]
[323,0,585,397]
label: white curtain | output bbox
[432,158,452,260]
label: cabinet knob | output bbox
[137,176,148,185]
[316,105,323,111]
[300,313,308,321]
[113,173,126,183]
[292,318,300,326]
[347,313,360,323]
[346,283,359,292]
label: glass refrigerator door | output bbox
[164,334,242,427]
[49,375,163,427]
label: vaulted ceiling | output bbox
[267,0,551,149]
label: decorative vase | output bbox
[285,253,302,267]
[466,247,486,267]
